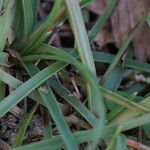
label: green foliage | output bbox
[0,0,150,149]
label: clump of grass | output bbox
[0,0,150,150]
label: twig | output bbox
[127,138,150,150]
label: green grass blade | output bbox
[65,0,96,74]
[80,0,93,7]
[101,14,148,82]
[31,0,40,30]
[23,54,148,113]
[12,112,150,150]
[0,0,14,100]
[0,62,67,117]
[0,69,47,106]
[0,0,14,51]
[0,51,9,67]
[106,126,122,150]
[49,79,98,127]
[21,0,34,37]
[65,0,97,117]
[88,0,118,42]
[13,103,38,147]
[39,46,150,74]
[101,87,149,112]
[24,44,105,117]
[0,67,97,127]
[102,66,125,110]
[40,107,52,139]
[113,96,150,122]
[39,85,78,150]
[0,68,22,87]
[116,134,127,150]
[12,0,24,40]
[92,51,150,73]
[22,0,63,55]
[23,63,78,150]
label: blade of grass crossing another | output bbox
[23,62,78,150]
[0,68,99,129]
[101,14,149,83]
[12,113,150,150]
[64,0,100,119]
[23,52,148,112]
[49,79,98,127]
[0,62,67,117]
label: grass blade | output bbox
[12,113,150,150]
[65,0,96,74]
[22,0,63,55]
[0,62,67,117]
[101,14,148,83]
[23,54,148,112]
[0,0,14,51]
[13,103,38,147]
[88,0,118,42]
[31,0,40,30]
[21,0,34,38]
[39,85,78,150]
[23,63,78,150]
[49,79,98,127]
[106,126,122,150]
[0,51,9,67]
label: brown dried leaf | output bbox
[86,0,106,15]
[110,0,150,61]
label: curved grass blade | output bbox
[12,113,150,150]
[25,44,105,117]
[64,0,102,123]
[0,67,98,128]
[23,54,148,112]
[13,103,38,147]
[24,43,106,145]
[0,62,67,117]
